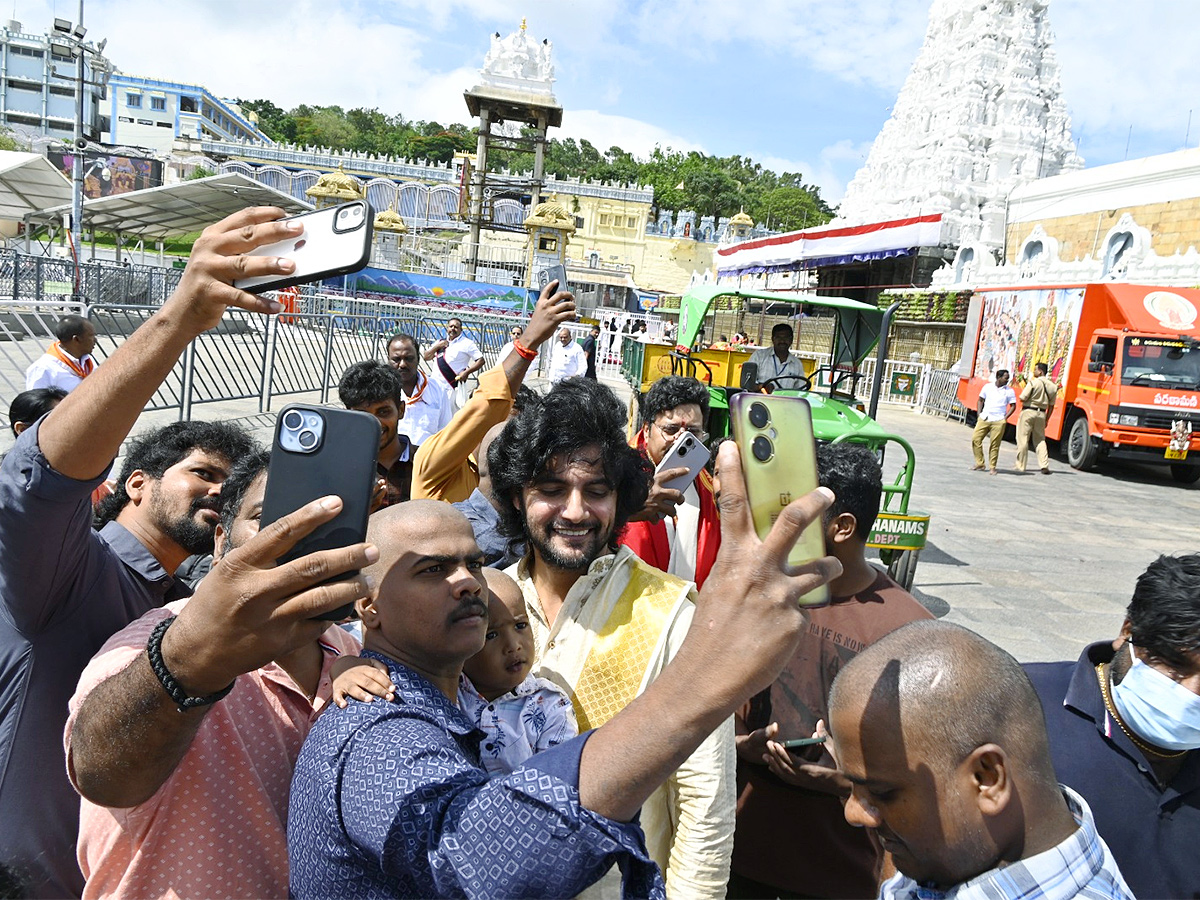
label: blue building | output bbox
[107,73,272,153]
[0,18,109,143]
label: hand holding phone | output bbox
[730,394,830,607]
[538,263,569,297]
[233,200,374,294]
[260,405,381,620]
[654,430,708,494]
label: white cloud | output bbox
[558,110,706,159]
[757,139,873,204]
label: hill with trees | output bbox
[237,99,834,232]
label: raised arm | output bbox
[410,282,575,500]
[38,208,301,481]
[67,496,375,808]
[577,441,840,823]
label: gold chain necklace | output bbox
[1094,662,1187,760]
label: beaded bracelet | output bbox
[512,338,538,361]
[146,616,235,712]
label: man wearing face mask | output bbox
[1026,553,1200,900]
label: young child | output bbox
[332,567,576,775]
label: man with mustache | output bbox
[0,206,284,898]
[488,377,737,899]
[66,451,361,899]
[288,447,840,898]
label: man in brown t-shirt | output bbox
[730,443,933,899]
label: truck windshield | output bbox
[1122,337,1200,388]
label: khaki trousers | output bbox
[972,418,1005,469]
[1015,408,1049,471]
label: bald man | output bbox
[287,439,844,899]
[827,621,1132,900]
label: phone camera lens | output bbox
[298,429,318,449]
[283,410,303,430]
[749,402,770,429]
[752,435,773,462]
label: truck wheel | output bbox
[1066,415,1098,470]
[888,550,920,592]
[1171,464,1200,484]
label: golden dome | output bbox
[305,163,364,201]
[523,201,576,233]
[375,206,408,233]
[730,210,754,227]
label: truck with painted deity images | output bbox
[957,283,1200,483]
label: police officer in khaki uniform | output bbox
[1016,361,1058,473]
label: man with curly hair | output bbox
[488,376,737,899]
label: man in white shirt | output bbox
[423,317,484,407]
[547,327,586,384]
[746,323,808,392]
[387,333,452,450]
[25,315,97,392]
[971,368,1017,474]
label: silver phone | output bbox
[654,430,708,493]
[234,200,374,294]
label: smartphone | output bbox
[260,404,380,620]
[781,736,827,749]
[233,200,375,294]
[730,393,829,607]
[538,263,569,296]
[654,430,708,494]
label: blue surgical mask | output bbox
[1111,645,1200,751]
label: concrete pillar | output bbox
[465,107,490,281]
[530,112,547,211]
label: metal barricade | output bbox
[0,299,89,426]
[917,366,970,421]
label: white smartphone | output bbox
[233,200,375,294]
[654,430,708,494]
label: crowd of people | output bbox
[0,207,1195,900]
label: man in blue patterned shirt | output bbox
[828,621,1132,900]
[288,446,843,899]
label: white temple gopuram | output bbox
[835,0,1083,247]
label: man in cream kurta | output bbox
[492,376,735,900]
[508,549,735,899]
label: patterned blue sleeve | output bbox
[341,719,663,899]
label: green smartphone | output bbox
[730,393,830,608]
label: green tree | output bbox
[754,185,833,231]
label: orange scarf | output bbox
[47,341,94,379]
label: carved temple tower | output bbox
[835,0,1083,249]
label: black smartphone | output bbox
[233,200,375,294]
[780,736,827,749]
[260,405,380,620]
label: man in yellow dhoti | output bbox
[489,377,736,899]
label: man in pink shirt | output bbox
[64,451,368,899]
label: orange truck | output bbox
[957,283,1200,483]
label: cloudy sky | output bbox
[17,0,1200,203]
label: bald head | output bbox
[828,622,1073,889]
[829,621,1052,775]
[366,500,472,571]
[359,500,487,681]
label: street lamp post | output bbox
[50,4,109,292]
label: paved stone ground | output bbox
[7,370,1196,666]
[869,405,1200,662]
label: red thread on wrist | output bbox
[513,339,538,360]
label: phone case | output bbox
[260,405,381,620]
[654,431,708,493]
[537,263,568,294]
[730,393,829,607]
[233,200,375,294]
